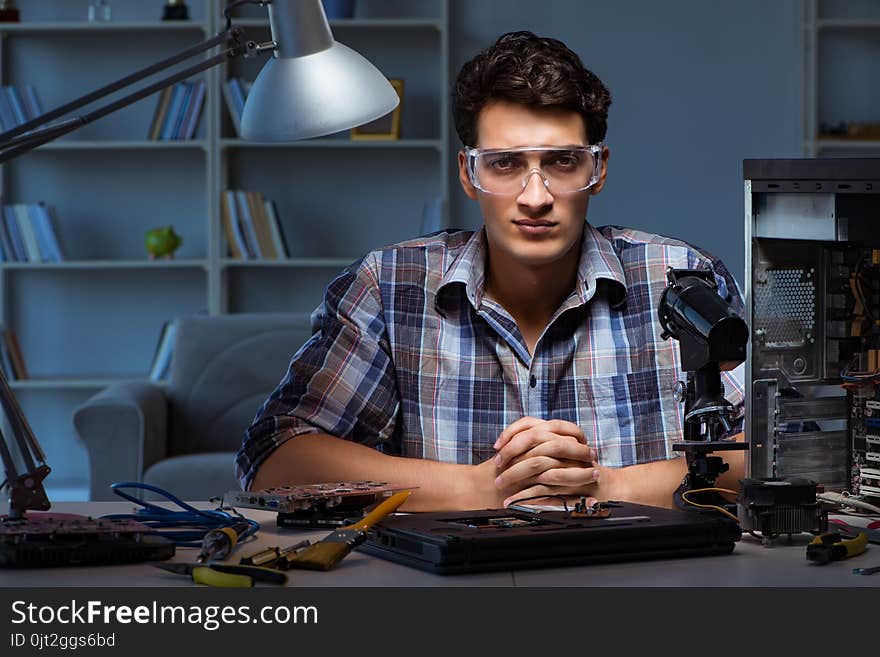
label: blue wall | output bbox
[449,0,803,286]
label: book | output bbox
[0,331,15,380]
[158,83,186,141]
[221,79,242,137]
[4,329,28,379]
[180,80,206,140]
[5,86,27,126]
[220,190,246,259]
[26,203,54,262]
[12,203,40,262]
[30,202,63,262]
[247,191,277,259]
[234,190,261,258]
[148,321,168,380]
[148,86,174,140]
[21,85,43,121]
[170,82,193,140]
[39,203,63,262]
[149,319,178,381]
[264,199,289,258]
[2,205,26,262]
[222,78,251,138]
[0,211,12,262]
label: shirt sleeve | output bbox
[235,253,400,490]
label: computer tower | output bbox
[744,159,880,499]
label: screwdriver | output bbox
[196,520,250,563]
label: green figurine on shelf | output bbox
[145,226,182,259]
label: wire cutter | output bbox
[154,562,288,587]
[806,531,868,565]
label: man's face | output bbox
[458,100,609,270]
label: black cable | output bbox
[505,495,572,512]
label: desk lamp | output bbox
[0,0,400,160]
[0,0,398,566]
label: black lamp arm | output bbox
[0,10,275,518]
[0,25,265,164]
[0,29,234,145]
[0,367,51,519]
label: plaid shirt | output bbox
[236,223,744,490]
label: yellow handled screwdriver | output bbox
[196,520,251,563]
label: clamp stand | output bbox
[672,364,747,513]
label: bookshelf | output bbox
[0,0,451,498]
[803,0,880,156]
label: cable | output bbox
[100,482,259,548]
[818,491,880,516]
[839,364,880,384]
[680,488,738,521]
[505,495,572,512]
[680,487,763,540]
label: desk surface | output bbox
[2,502,878,587]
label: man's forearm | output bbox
[250,433,502,511]
[599,457,687,508]
[599,433,746,509]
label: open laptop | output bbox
[360,501,740,574]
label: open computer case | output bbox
[744,159,880,500]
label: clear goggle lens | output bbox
[466,145,604,195]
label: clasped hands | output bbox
[489,417,602,508]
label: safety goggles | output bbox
[464,144,604,195]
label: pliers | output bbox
[806,531,868,565]
[154,562,288,587]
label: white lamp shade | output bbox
[241,41,401,142]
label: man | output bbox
[236,31,745,511]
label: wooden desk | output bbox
[2,501,878,587]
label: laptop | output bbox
[360,501,740,574]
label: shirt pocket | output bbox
[581,366,684,467]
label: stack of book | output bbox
[0,327,28,381]
[0,202,64,263]
[148,80,206,141]
[221,190,289,260]
[221,77,251,138]
[0,85,43,131]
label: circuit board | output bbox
[224,481,406,513]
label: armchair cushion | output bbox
[74,313,313,501]
[143,452,240,501]
[166,313,313,456]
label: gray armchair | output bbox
[73,313,313,501]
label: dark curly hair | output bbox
[453,31,612,147]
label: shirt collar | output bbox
[436,222,627,311]
[577,222,627,308]
[437,228,488,309]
